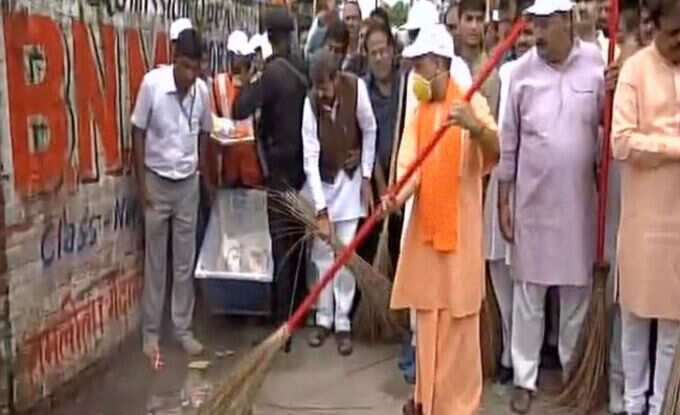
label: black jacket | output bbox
[233,54,308,191]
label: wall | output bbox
[0,0,258,411]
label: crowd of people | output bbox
[129,0,680,413]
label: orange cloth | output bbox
[390,87,497,315]
[611,44,680,321]
[415,310,482,415]
[417,79,464,252]
[390,83,497,414]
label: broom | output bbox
[268,190,406,342]
[481,266,503,379]
[197,21,526,415]
[557,0,619,411]
[372,70,409,278]
[662,334,680,415]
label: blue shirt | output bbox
[363,71,401,173]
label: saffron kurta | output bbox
[611,44,680,321]
[390,77,498,414]
[497,40,604,287]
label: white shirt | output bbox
[130,65,212,180]
[596,30,621,65]
[301,78,377,222]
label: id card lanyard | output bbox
[176,84,197,133]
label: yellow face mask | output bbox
[412,73,433,101]
[412,71,446,102]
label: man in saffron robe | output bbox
[384,23,499,415]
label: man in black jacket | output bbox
[233,7,309,323]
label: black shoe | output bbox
[497,365,513,385]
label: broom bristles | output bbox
[480,273,502,380]
[198,326,290,415]
[372,218,394,278]
[268,191,407,342]
[661,336,680,415]
[556,266,609,412]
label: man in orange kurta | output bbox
[385,24,499,415]
[611,2,680,413]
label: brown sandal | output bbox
[336,331,353,356]
[307,327,329,348]
[402,398,423,415]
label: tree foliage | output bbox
[386,1,408,28]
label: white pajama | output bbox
[489,259,513,368]
[621,310,680,415]
[610,304,625,414]
[312,219,359,332]
[511,282,590,391]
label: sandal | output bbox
[336,331,353,356]
[307,327,329,348]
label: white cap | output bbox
[170,18,192,41]
[249,33,273,59]
[260,34,273,59]
[403,24,454,59]
[525,0,574,16]
[228,31,254,56]
[401,0,439,31]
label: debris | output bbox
[215,350,235,359]
[188,361,212,370]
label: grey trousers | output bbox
[142,170,199,341]
[512,282,590,391]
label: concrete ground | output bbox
[47,304,609,415]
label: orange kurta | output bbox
[390,77,497,415]
[612,44,680,321]
[391,89,497,315]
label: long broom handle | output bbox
[595,0,619,263]
[287,19,527,333]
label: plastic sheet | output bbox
[195,189,273,283]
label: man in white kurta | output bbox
[302,49,377,356]
[497,1,605,412]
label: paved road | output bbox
[47,309,606,415]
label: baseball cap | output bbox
[170,18,192,41]
[403,24,454,59]
[251,33,273,59]
[525,0,574,16]
[228,31,254,56]
[401,0,439,31]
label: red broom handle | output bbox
[287,19,527,333]
[595,0,619,263]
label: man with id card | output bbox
[131,29,213,358]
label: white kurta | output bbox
[301,78,377,222]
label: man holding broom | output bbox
[302,48,377,356]
[496,0,605,412]
[611,0,680,413]
[384,23,499,415]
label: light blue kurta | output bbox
[497,40,605,287]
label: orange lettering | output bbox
[4,15,68,196]
[72,22,121,180]
[153,32,169,66]
[126,29,147,112]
